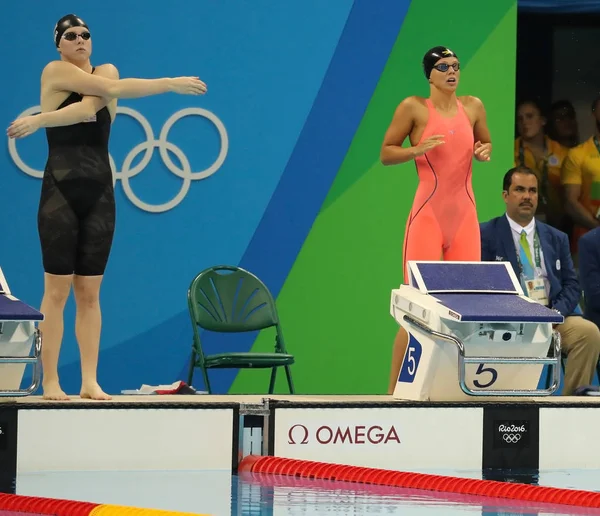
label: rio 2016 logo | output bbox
[498,424,525,433]
[496,421,528,446]
[7,105,228,213]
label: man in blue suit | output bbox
[480,165,600,395]
[578,228,600,330]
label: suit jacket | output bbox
[479,214,581,317]
[577,227,600,328]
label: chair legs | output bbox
[284,365,295,394]
[268,366,295,394]
[191,358,291,395]
[188,350,212,394]
[201,366,212,394]
[187,350,196,386]
[268,367,277,394]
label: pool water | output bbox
[13,468,600,515]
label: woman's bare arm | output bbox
[41,61,206,99]
[7,65,121,139]
[380,97,444,165]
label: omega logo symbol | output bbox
[288,424,309,445]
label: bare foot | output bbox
[42,382,70,401]
[80,383,112,400]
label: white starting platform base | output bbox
[0,267,43,396]
[390,261,564,401]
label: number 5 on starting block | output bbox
[398,335,422,383]
[398,339,499,388]
[473,364,498,389]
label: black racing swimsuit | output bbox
[37,67,115,276]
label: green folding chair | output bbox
[187,265,295,394]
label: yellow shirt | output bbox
[514,136,568,224]
[561,135,600,217]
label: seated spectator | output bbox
[480,165,600,395]
[514,99,570,233]
[548,100,579,149]
[577,227,600,329]
[561,96,600,256]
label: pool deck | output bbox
[3,393,600,407]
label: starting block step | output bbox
[391,261,563,401]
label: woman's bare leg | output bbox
[40,273,73,400]
[387,326,409,394]
[73,274,111,400]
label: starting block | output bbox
[390,261,563,401]
[0,267,43,396]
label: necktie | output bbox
[519,230,535,280]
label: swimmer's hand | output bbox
[6,115,41,139]
[170,77,207,95]
[412,135,445,157]
[474,141,491,161]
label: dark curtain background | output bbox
[516,0,600,139]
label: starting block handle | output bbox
[0,329,42,397]
[402,315,561,397]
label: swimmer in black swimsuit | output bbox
[7,14,207,400]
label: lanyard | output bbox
[516,229,542,273]
[518,139,549,206]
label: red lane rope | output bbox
[0,493,99,515]
[238,455,600,509]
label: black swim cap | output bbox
[54,14,88,47]
[422,46,458,79]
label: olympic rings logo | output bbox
[502,433,521,443]
[7,105,228,213]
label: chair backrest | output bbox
[188,265,280,333]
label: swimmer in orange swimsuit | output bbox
[381,46,492,394]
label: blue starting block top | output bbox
[434,293,563,323]
[407,261,563,324]
[0,295,43,321]
[0,267,43,321]
[409,261,520,294]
